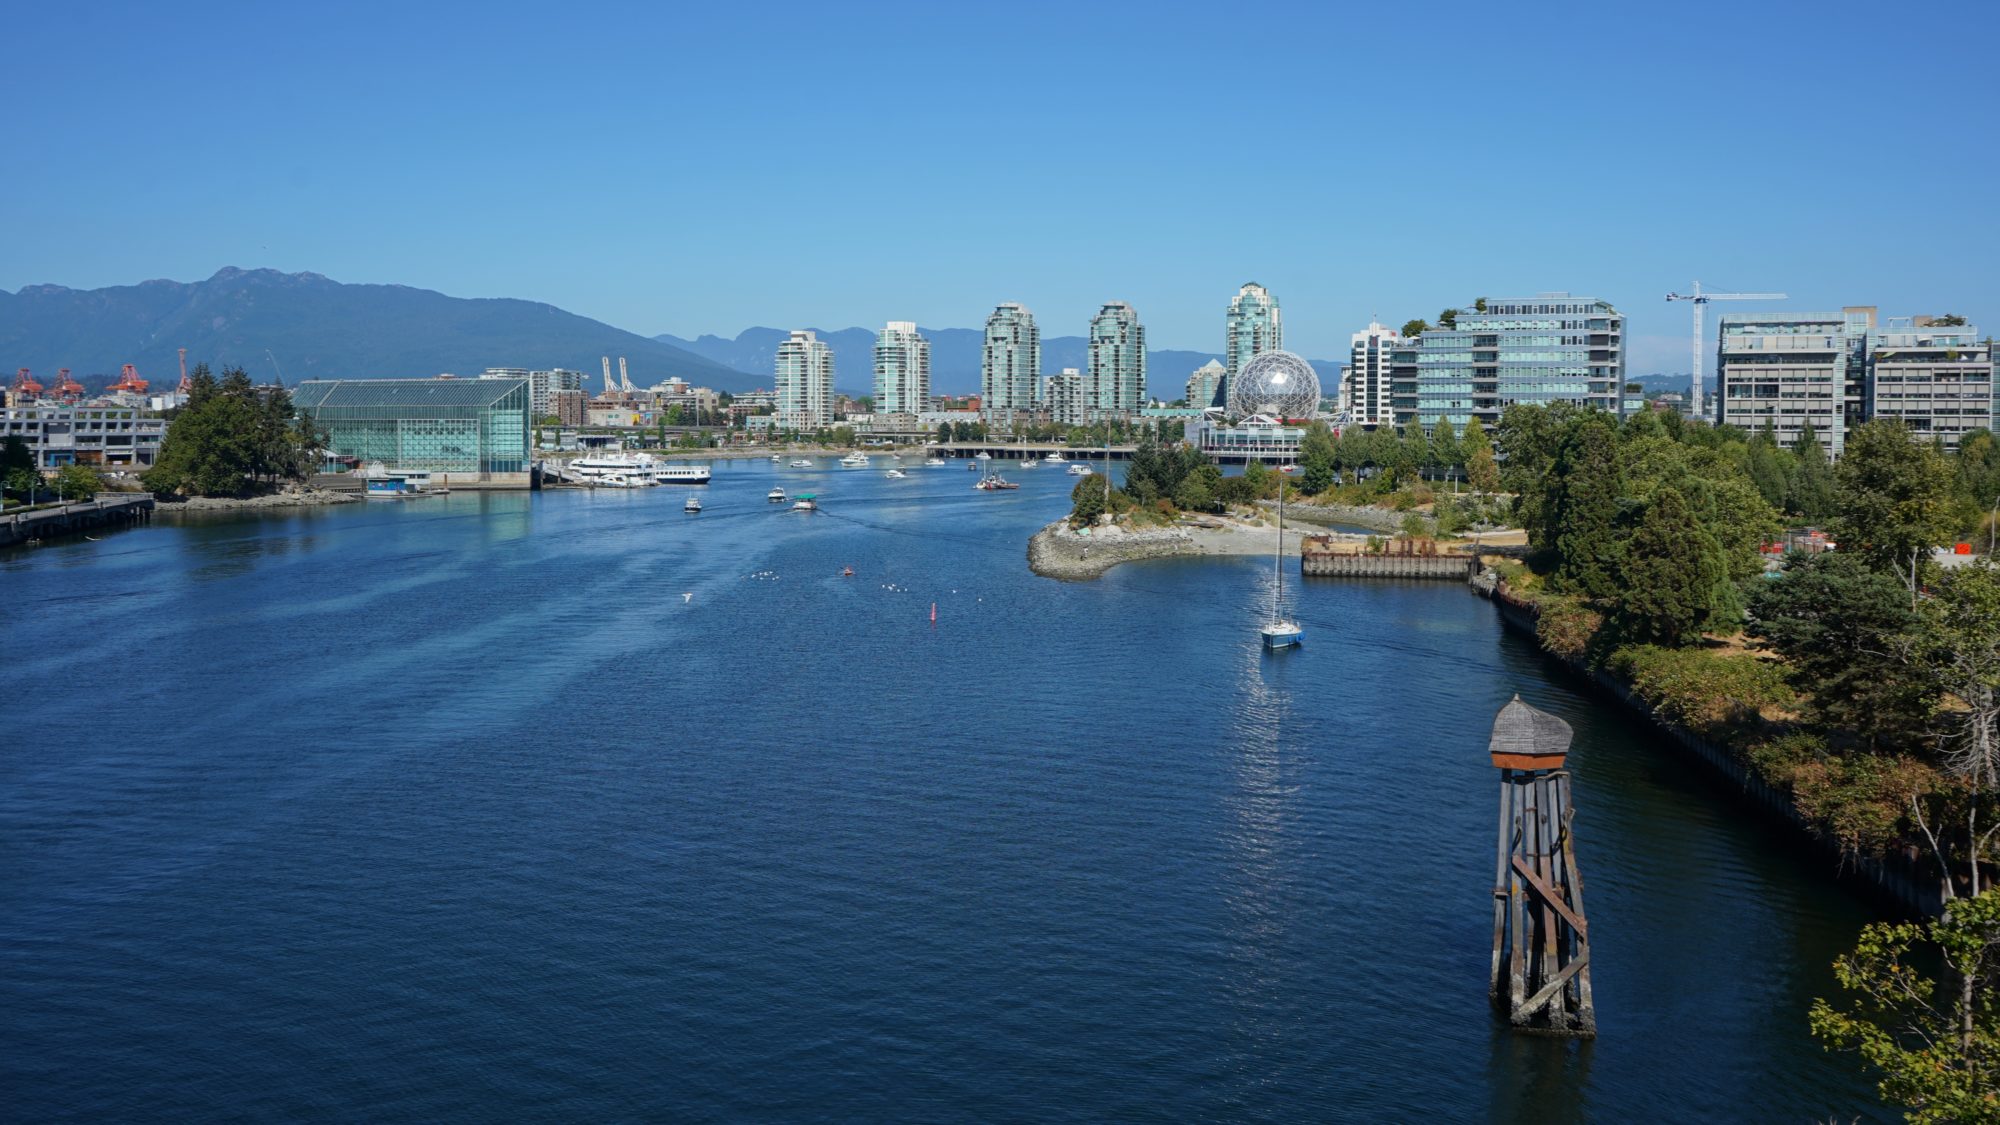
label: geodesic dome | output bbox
[1227,350,1320,419]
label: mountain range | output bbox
[656,327,1343,400]
[1,268,755,392]
[3,267,1351,402]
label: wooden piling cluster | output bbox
[1300,534,1478,580]
[1488,695,1596,1037]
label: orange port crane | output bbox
[52,369,85,403]
[108,364,149,394]
[12,367,46,397]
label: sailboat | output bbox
[1260,478,1304,649]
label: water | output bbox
[3,458,1883,1122]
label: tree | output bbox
[53,463,102,501]
[1746,419,1793,509]
[1467,445,1500,495]
[1429,416,1460,482]
[1437,308,1459,330]
[1616,487,1726,646]
[937,422,953,445]
[1789,423,1838,522]
[1917,563,2000,792]
[0,435,32,477]
[1930,314,1969,327]
[1298,421,1336,494]
[1832,420,1959,605]
[3,466,38,500]
[1401,318,1429,338]
[1546,419,1625,599]
[1748,551,1930,750]
[1395,417,1428,484]
[1810,888,2000,1124]
[1068,475,1109,527]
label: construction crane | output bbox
[1666,281,1786,422]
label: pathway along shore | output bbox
[1028,516,1312,580]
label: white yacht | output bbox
[790,459,814,468]
[1067,464,1093,476]
[924,457,946,467]
[839,452,870,467]
[767,487,787,503]
[1043,451,1067,463]
[885,469,906,479]
[568,452,710,485]
[595,472,646,489]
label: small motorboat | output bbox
[885,469,907,479]
[770,454,783,462]
[684,495,703,514]
[1044,451,1067,463]
[839,452,870,467]
[767,487,787,503]
[841,566,854,577]
[1067,464,1093,476]
[925,458,945,467]
[974,475,1019,491]
[790,459,814,468]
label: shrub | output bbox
[1609,644,1795,737]
[1536,596,1604,661]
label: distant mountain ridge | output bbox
[1,268,759,393]
[656,326,1341,401]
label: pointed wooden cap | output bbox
[1489,694,1573,771]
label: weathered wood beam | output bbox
[1510,854,1588,938]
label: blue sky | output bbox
[4,0,1996,371]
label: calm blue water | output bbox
[3,458,1882,1122]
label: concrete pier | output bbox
[1,494,155,547]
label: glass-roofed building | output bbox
[293,377,531,477]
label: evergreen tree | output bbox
[1747,550,1930,750]
[1787,423,1838,522]
[1745,419,1793,509]
[1617,486,1725,645]
[1547,418,1625,599]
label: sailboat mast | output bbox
[1274,478,1283,619]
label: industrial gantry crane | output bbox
[1666,281,1786,422]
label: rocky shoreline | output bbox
[154,489,364,513]
[1027,517,1314,580]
